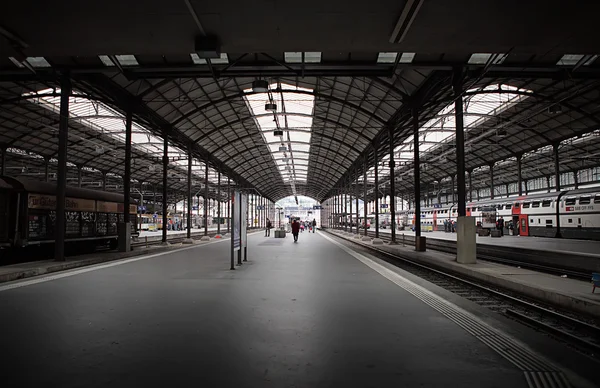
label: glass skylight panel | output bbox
[304,52,322,63]
[190,53,206,65]
[22,87,217,184]
[98,55,115,66]
[398,52,416,63]
[284,52,303,63]
[115,55,139,66]
[557,54,584,66]
[244,82,314,185]
[584,55,598,66]
[8,57,24,68]
[25,57,51,68]
[468,53,505,65]
[210,53,229,64]
[392,84,531,162]
[377,52,398,63]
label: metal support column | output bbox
[119,106,133,252]
[186,151,192,240]
[516,154,523,196]
[554,143,562,237]
[374,145,379,239]
[204,161,209,236]
[453,72,466,216]
[344,187,348,232]
[363,156,368,236]
[45,158,50,182]
[217,170,221,235]
[554,143,561,192]
[468,170,472,202]
[489,163,495,200]
[389,126,396,243]
[573,171,579,189]
[77,165,83,188]
[0,147,5,176]
[162,135,168,244]
[227,177,231,233]
[355,168,359,234]
[349,179,353,233]
[54,76,71,261]
[412,107,421,238]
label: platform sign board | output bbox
[232,191,241,250]
[480,206,497,229]
[380,204,389,209]
[313,205,322,210]
[240,193,248,261]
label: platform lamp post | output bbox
[121,107,133,252]
[355,167,359,235]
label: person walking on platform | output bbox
[312,219,317,233]
[265,218,272,237]
[291,219,300,242]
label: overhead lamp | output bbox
[194,35,221,58]
[252,80,269,93]
[548,104,562,114]
[265,102,277,111]
[279,146,287,152]
[274,129,284,136]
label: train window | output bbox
[579,196,591,205]
[505,204,512,210]
[595,195,600,204]
[497,205,504,210]
[541,200,551,207]
[546,219,552,225]
[568,219,572,223]
[466,207,470,212]
[522,202,530,208]
[578,218,582,224]
[538,218,541,224]
[530,219,534,224]
[472,207,477,212]
[513,203,520,208]
[565,197,576,205]
[532,201,540,208]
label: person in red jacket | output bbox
[291,219,300,242]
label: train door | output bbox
[519,214,529,236]
[433,211,438,231]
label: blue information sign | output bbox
[256,205,265,210]
[313,205,323,210]
[380,204,389,209]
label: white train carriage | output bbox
[557,189,600,240]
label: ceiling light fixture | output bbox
[265,102,277,111]
[252,80,269,93]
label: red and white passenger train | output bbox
[399,187,600,240]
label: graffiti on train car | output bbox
[28,194,96,211]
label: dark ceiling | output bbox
[1,1,600,203]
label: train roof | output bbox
[0,176,127,203]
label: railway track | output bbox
[351,229,591,280]
[329,230,600,357]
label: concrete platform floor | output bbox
[0,231,575,387]
[375,229,600,256]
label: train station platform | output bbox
[0,231,595,387]
[381,229,600,256]
[331,230,600,319]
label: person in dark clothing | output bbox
[498,217,505,236]
[312,219,317,233]
[265,218,272,237]
[291,220,300,242]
